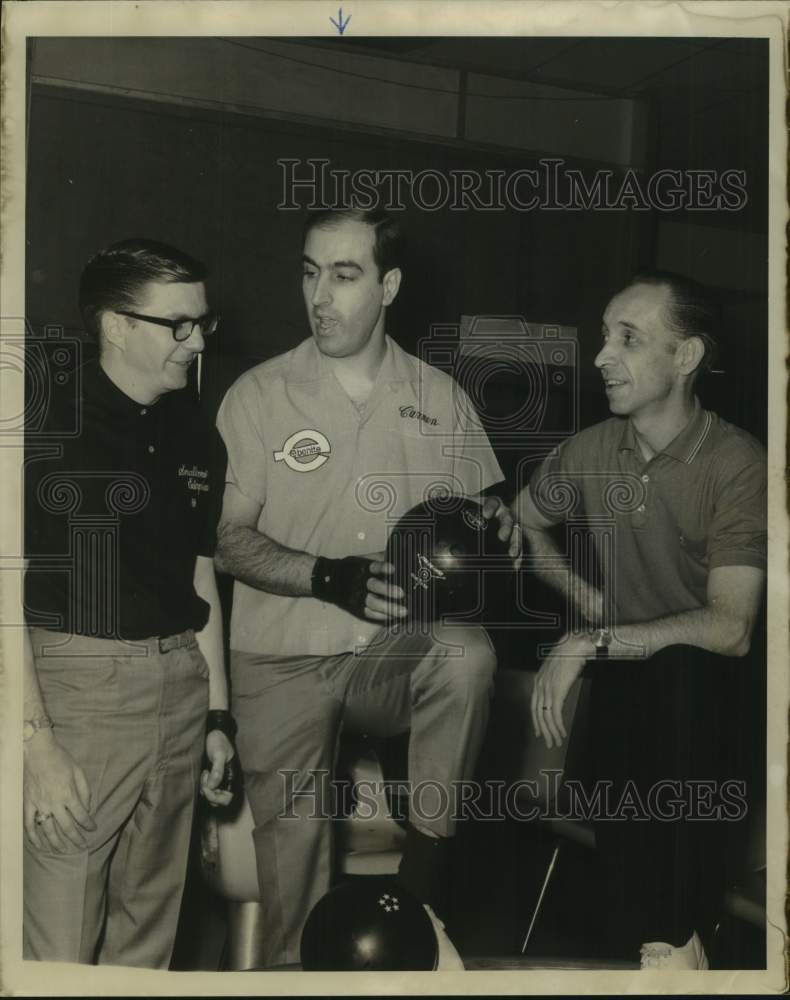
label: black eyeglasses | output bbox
[116,309,219,342]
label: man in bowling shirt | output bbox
[215,207,519,968]
[23,240,236,967]
[514,271,766,969]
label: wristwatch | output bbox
[593,628,612,660]
[23,715,54,742]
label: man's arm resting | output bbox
[512,483,603,625]
[531,564,764,749]
[612,564,765,660]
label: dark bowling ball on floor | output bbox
[300,878,438,971]
[386,495,510,622]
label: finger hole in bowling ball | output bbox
[300,878,438,971]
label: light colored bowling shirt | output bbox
[217,335,504,656]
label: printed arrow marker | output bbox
[330,7,351,34]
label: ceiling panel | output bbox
[419,37,580,77]
[527,37,709,92]
[290,37,762,106]
[636,38,766,97]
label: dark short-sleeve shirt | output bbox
[25,359,225,639]
[528,401,766,625]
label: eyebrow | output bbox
[302,254,363,273]
[602,320,641,333]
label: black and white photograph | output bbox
[1,1,787,994]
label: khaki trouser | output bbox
[24,628,208,968]
[231,622,497,968]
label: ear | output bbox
[100,310,127,352]
[381,268,402,307]
[675,335,705,377]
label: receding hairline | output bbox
[304,215,378,242]
[302,219,383,275]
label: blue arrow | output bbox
[330,7,351,34]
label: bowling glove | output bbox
[312,555,374,621]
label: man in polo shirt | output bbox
[514,270,766,969]
[23,239,236,967]
[215,207,517,969]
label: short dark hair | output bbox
[78,239,207,341]
[302,208,402,280]
[626,269,720,373]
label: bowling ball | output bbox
[386,495,510,622]
[300,878,438,971]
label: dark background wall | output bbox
[23,34,771,971]
[26,36,769,472]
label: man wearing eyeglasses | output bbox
[22,239,235,967]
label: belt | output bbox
[157,629,196,653]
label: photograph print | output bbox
[2,1,786,995]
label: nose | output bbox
[311,273,331,308]
[595,340,615,370]
[184,325,206,353]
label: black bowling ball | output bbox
[300,878,437,971]
[386,495,510,622]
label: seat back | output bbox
[201,794,259,903]
[479,667,590,812]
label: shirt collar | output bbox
[85,359,162,418]
[618,399,712,464]
[284,335,418,389]
[663,400,712,463]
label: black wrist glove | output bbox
[312,555,374,622]
[205,710,239,794]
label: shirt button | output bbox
[140,408,148,416]
[357,531,366,541]
[148,445,155,454]
[641,474,649,483]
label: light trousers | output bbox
[231,622,497,968]
[24,628,208,968]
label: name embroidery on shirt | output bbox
[399,405,438,427]
[274,429,332,472]
[179,464,210,493]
